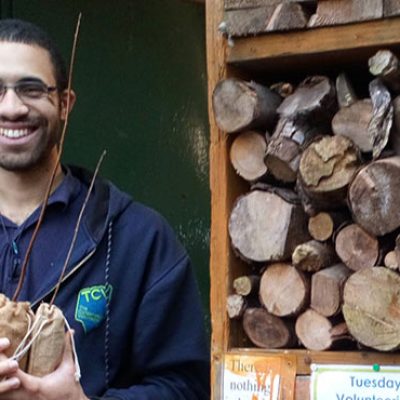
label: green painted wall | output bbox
[5,1,210,325]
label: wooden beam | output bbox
[226,17,400,75]
[229,348,400,375]
[227,17,400,68]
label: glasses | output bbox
[0,80,57,102]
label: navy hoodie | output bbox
[0,166,210,399]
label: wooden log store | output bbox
[206,1,400,399]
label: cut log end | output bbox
[349,157,400,236]
[229,190,309,262]
[308,212,334,241]
[343,267,400,351]
[230,131,268,182]
[243,307,295,348]
[311,263,352,317]
[233,275,260,296]
[335,224,379,271]
[295,309,334,350]
[213,78,281,133]
[259,263,310,316]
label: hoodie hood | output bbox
[68,165,133,246]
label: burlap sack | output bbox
[0,293,33,370]
[26,303,65,377]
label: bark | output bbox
[259,263,310,317]
[331,99,374,152]
[335,224,379,270]
[348,157,400,236]
[343,267,400,351]
[298,135,360,209]
[277,76,337,123]
[265,136,301,183]
[390,96,400,155]
[229,189,309,262]
[227,294,246,319]
[265,118,322,183]
[243,307,296,348]
[270,82,294,98]
[369,78,393,159]
[336,73,358,108]
[296,309,350,350]
[229,131,268,182]
[395,234,400,267]
[311,263,352,317]
[213,78,281,133]
[369,50,400,93]
[292,240,338,272]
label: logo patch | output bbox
[75,284,113,332]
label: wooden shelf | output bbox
[229,348,400,375]
[227,18,400,75]
[206,2,400,398]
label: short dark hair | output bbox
[0,19,67,91]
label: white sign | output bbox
[311,364,400,400]
[221,353,294,400]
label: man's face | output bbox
[0,41,72,171]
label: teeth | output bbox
[0,128,30,138]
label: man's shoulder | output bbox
[69,164,174,238]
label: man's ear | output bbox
[59,89,76,121]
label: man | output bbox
[0,19,210,399]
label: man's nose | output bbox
[0,89,29,119]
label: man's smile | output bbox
[0,127,31,139]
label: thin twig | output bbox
[13,13,82,301]
[49,150,107,306]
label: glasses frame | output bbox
[0,80,57,102]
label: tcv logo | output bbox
[75,284,113,332]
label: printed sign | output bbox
[222,353,296,400]
[311,364,400,400]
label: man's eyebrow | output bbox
[17,77,46,84]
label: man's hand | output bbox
[0,332,89,400]
[0,338,20,394]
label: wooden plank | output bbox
[225,0,279,9]
[223,6,276,37]
[385,0,400,16]
[295,376,310,400]
[308,0,383,27]
[231,348,400,375]
[225,0,315,10]
[227,18,400,67]
[206,1,246,399]
[266,2,309,32]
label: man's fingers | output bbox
[0,376,20,394]
[14,368,40,393]
[0,339,10,353]
[0,359,18,376]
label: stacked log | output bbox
[222,0,400,38]
[215,48,400,352]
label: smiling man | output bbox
[0,19,210,399]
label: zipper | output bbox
[32,248,96,308]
